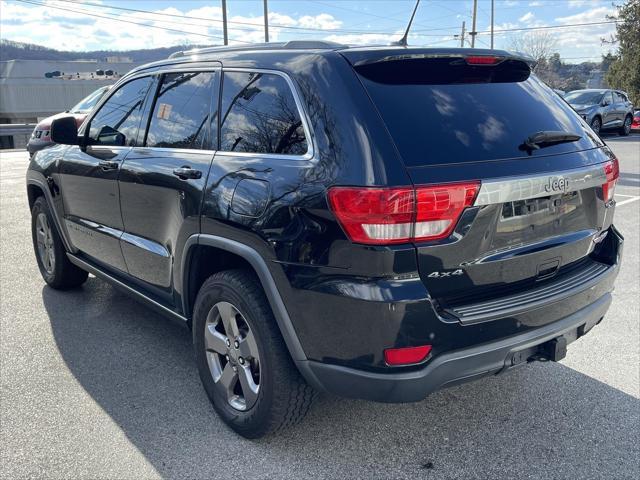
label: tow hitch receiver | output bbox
[539,336,568,362]
[509,333,571,368]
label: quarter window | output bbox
[220,71,308,155]
[88,76,153,146]
[146,71,216,149]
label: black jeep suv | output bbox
[27,42,622,438]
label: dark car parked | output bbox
[564,89,634,136]
[27,86,110,157]
[27,42,622,438]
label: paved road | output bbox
[1,138,639,480]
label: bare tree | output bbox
[507,31,558,65]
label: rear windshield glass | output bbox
[355,58,599,167]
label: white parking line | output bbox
[616,196,640,207]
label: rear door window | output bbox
[354,58,601,167]
[219,71,308,156]
[604,91,614,105]
[144,71,216,150]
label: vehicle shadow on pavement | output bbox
[618,172,640,188]
[43,279,640,480]
[601,133,640,142]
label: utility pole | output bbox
[263,0,269,42]
[460,21,466,47]
[490,0,495,49]
[222,0,228,45]
[470,0,478,48]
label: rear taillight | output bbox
[602,157,619,203]
[384,345,432,366]
[465,55,503,65]
[327,187,414,245]
[328,182,480,245]
[414,183,479,241]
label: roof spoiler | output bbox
[341,48,535,68]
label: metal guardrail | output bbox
[0,124,36,136]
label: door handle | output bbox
[173,166,202,180]
[99,160,119,171]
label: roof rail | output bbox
[168,40,346,59]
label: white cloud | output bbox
[0,0,343,51]
[519,12,535,23]
[298,13,342,30]
[324,30,458,48]
[528,1,543,6]
[324,32,398,46]
[568,0,604,8]
[555,6,615,24]
[493,22,520,32]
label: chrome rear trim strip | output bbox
[475,164,606,206]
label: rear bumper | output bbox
[304,291,612,402]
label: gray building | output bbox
[0,58,141,148]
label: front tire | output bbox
[31,196,88,289]
[193,269,315,438]
[619,115,632,136]
[590,116,602,135]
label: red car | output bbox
[27,86,110,157]
[632,110,640,132]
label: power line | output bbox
[56,0,454,36]
[11,0,622,47]
[25,0,458,39]
[57,0,325,33]
[307,0,469,31]
[477,20,619,36]
[15,0,252,43]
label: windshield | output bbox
[356,61,598,167]
[564,91,604,105]
[70,86,109,113]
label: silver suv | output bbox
[565,89,634,136]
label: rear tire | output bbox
[31,196,88,290]
[193,269,315,438]
[619,115,632,136]
[590,116,602,135]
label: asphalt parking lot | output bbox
[1,137,639,480]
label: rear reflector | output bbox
[465,55,503,65]
[384,345,432,366]
[328,182,479,245]
[603,157,619,202]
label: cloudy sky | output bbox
[0,0,619,62]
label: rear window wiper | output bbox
[519,131,582,153]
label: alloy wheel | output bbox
[591,118,601,134]
[204,301,261,411]
[624,116,631,134]
[36,213,55,274]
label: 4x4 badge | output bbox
[428,269,464,278]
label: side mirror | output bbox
[601,100,610,107]
[50,116,80,145]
